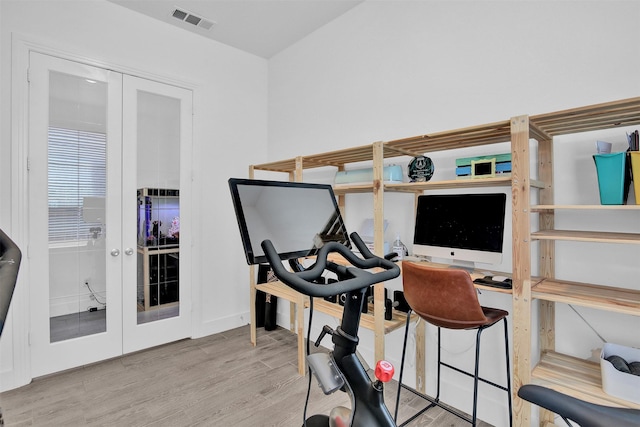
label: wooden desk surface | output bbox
[399,258,513,294]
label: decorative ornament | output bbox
[168,216,180,238]
[408,155,434,182]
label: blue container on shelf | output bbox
[593,152,631,205]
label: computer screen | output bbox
[413,193,507,268]
[228,178,350,265]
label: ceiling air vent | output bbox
[171,7,215,31]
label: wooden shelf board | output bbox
[255,281,413,333]
[532,204,640,211]
[137,246,180,254]
[300,144,378,168]
[399,259,514,294]
[333,183,382,195]
[251,158,299,173]
[384,120,513,156]
[313,299,416,334]
[473,284,513,295]
[386,177,513,191]
[531,229,640,244]
[252,119,521,173]
[333,177,544,195]
[531,278,640,315]
[255,281,309,307]
[334,178,513,194]
[530,97,640,137]
[251,98,640,174]
[532,351,640,409]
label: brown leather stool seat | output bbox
[394,262,512,426]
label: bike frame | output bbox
[328,286,396,426]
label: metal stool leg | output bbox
[503,317,513,427]
[472,327,485,427]
[395,310,512,426]
[436,327,442,402]
[394,309,413,422]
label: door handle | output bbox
[124,248,134,256]
[110,249,120,257]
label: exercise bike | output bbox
[228,177,638,427]
[262,232,401,426]
[1,228,23,426]
[518,384,640,427]
[262,234,640,427]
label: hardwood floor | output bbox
[49,305,180,344]
[50,310,107,343]
[0,326,491,426]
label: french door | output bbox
[121,75,192,354]
[28,52,192,376]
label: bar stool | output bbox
[394,262,512,426]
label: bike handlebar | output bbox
[261,232,400,298]
[518,384,640,427]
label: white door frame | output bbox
[28,52,125,377]
[4,35,195,391]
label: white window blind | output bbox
[48,127,106,243]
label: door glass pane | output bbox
[136,91,181,324]
[48,71,108,342]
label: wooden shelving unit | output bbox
[248,97,640,426]
[531,278,640,315]
[137,246,179,311]
[532,351,640,409]
[527,98,640,424]
[249,265,416,376]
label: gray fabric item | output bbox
[0,228,21,336]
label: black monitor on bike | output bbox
[228,178,350,265]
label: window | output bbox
[48,127,106,244]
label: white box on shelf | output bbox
[600,343,640,404]
[364,241,389,255]
[359,218,389,254]
[334,165,403,186]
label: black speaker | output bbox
[393,290,411,313]
[257,264,278,330]
[324,278,338,303]
[385,298,393,320]
[264,292,278,331]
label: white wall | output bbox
[0,0,267,390]
[1,0,638,422]
[268,1,640,426]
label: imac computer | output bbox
[412,193,507,270]
[228,178,350,265]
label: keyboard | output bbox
[473,276,512,289]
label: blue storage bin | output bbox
[593,152,631,205]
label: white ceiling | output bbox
[108,0,364,58]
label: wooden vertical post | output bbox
[372,141,386,363]
[413,191,426,393]
[415,319,426,394]
[538,138,556,353]
[293,157,306,374]
[538,136,556,425]
[248,165,258,347]
[337,165,346,218]
[510,116,532,427]
[293,156,304,183]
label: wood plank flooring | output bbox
[0,326,492,426]
[50,311,107,343]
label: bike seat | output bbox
[518,384,640,427]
